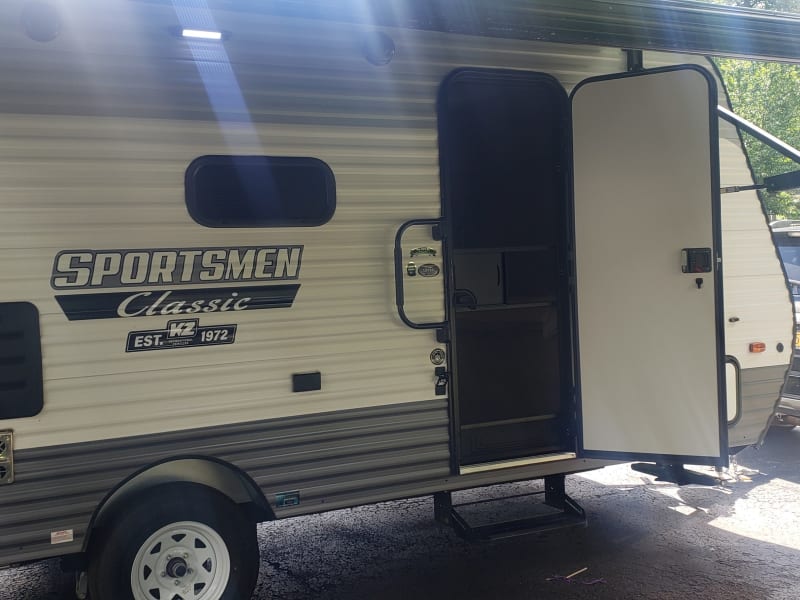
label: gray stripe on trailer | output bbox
[0,399,451,565]
[728,365,788,448]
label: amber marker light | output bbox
[749,342,766,353]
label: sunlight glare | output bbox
[708,477,800,551]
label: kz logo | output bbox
[168,319,198,338]
[126,319,237,352]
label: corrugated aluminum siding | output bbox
[731,365,789,447]
[0,398,608,565]
[0,38,787,454]
[1,2,461,449]
[1,1,633,450]
[0,400,451,564]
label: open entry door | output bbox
[572,66,727,466]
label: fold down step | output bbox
[433,474,587,542]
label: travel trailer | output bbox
[0,1,797,598]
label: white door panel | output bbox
[572,66,726,463]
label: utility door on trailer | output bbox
[572,66,727,466]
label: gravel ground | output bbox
[4,427,799,599]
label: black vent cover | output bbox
[0,302,43,419]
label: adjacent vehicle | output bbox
[771,220,800,427]
[0,1,797,598]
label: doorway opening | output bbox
[438,69,574,466]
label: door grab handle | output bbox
[394,218,448,330]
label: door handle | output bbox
[394,218,448,330]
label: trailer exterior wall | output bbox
[0,0,791,567]
[0,4,628,565]
[0,2,634,450]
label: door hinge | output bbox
[0,431,14,485]
[434,367,449,396]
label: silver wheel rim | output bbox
[131,520,231,600]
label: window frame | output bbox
[185,155,336,228]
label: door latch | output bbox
[434,367,449,396]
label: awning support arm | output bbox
[718,105,800,193]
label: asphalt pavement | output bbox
[4,427,800,599]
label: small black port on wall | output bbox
[292,372,321,392]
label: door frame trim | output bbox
[459,452,578,475]
[437,67,573,471]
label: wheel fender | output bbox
[88,481,260,600]
[84,456,274,553]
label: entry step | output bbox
[434,475,586,542]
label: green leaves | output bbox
[705,0,800,11]
[715,57,800,218]
[707,0,800,218]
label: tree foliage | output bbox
[707,0,800,10]
[715,58,800,218]
[706,0,800,218]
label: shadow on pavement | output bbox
[256,428,800,599]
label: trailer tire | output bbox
[87,482,259,600]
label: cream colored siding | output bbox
[0,8,451,448]
[0,0,790,452]
[0,3,627,450]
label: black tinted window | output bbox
[186,156,335,227]
[0,302,43,419]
